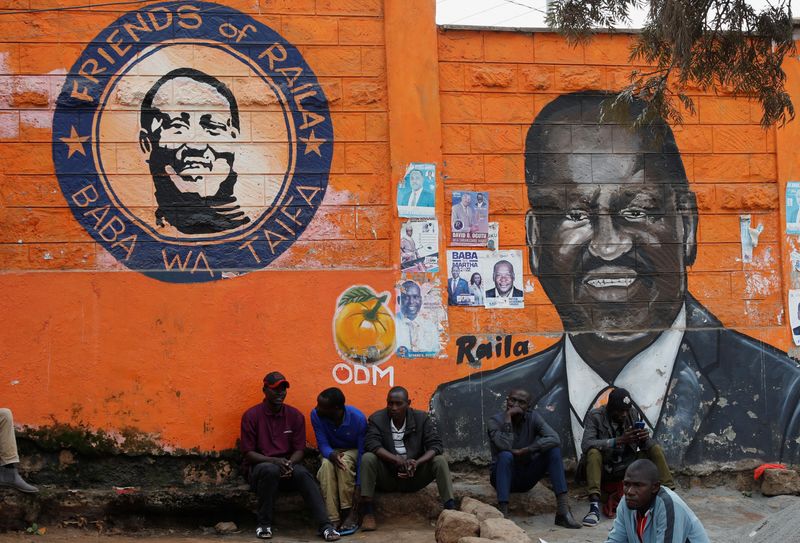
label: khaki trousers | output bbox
[0,408,20,466]
[585,444,675,496]
[316,448,358,523]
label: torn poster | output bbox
[395,277,445,358]
[786,182,800,234]
[488,222,499,251]
[400,220,439,273]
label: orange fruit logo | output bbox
[333,286,396,365]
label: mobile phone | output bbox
[634,421,646,430]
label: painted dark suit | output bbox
[432,91,800,467]
[432,296,800,465]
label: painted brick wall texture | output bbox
[0,1,797,466]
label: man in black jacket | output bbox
[360,386,454,531]
[488,388,580,528]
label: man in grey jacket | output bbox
[359,386,454,530]
[581,388,674,528]
[488,388,580,528]
[605,460,708,543]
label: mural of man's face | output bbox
[409,170,423,191]
[493,260,515,295]
[527,125,697,356]
[400,282,422,320]
[141,77,239,199]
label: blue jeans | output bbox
[490,447,567,503]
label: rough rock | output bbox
[460,496,485,515]
[474,503,504,522]
[479,517,532,543]
[435,510,480,543]
[214,521,238,534]
[458,538,497,543]
[761,468,800,496]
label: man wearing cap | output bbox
[240,372,340,541]
[0,408,38,493]
[580,388,674,528]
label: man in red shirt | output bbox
[240,372,340,541]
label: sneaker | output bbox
[322,527,341,541]
[255,526,272,539]
[582,508,600,527]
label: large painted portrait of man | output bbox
[139,68,247,235]
[432,92,800,466]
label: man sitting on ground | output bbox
[487,388,580,528]
[311,387,367,534]
[0,408,38,493]
[605,459,708,543]
[581,388,674,528]
[360,386,455,531]
[240,372,340,541]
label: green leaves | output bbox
[338,286,378,307]
[547,0,795,127]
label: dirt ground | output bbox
[0,487,797,543]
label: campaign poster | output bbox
[400,220,439,273]
[487,222,499,251]
[786,182,800,234]
[790,290,800,346]
[480,250,525,309]
[395,278,445,358]
[398,163,436,218]
[446,249,483,307]
[451,190,489,246]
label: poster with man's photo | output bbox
[400,220,439,273]
[446,249,483,307]
[395,278,445,358]
[450,190,489,246]
[397,163,436,218]
[480,250,524,309]
[787,182,800,234]
[790,289,800,346]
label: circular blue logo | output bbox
[53,1,332,282]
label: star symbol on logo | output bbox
[299,130,325,157]
[59,126,90,159]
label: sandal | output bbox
[322,527,341,541]
[338,523,359,536]
[256,526,272,539]
[582,509,600,527]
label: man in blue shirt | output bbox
[311,388,367,533]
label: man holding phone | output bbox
[579,388,674,528]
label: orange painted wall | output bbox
[0,0,797,457]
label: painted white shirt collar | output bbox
[565,304,686,456]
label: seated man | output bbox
[310,387,367,533]
[581,388,675,528]
[488,389,580,528]
[605,459,709,543]
[0,408,38,493]
[360,386,455,531]
[240,372,340,541]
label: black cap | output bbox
[263,371,290,389]
[608,387,632,412]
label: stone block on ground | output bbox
[435,510,481,543]
[460,496,486,515]
[479,517,532,543]
[474,503,504,521]
[214,521,238,534]
[761,468,800,496]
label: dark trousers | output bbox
[490,447,568,503]
[248,463,330,531]
[359,452,454,502]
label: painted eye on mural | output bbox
[620,208,647,221]
[565,210,589,222]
